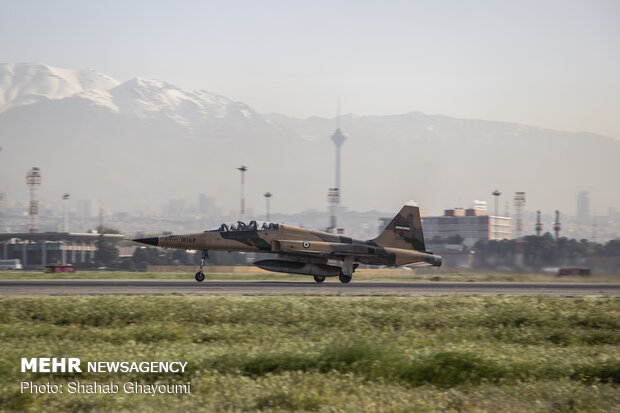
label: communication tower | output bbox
[26,167,41,233]
[513,192,526,239]
[327,188,340,232]
[327,101,347,233]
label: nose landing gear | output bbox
[195,250,209,282]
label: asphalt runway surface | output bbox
[1,279,619,296]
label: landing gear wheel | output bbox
[194,250,209,282]
[313,275,326,283]
[339,273,352,284]
[195,271,205,282]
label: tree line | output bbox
[472,236,620,270]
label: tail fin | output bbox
[371,204,426,251]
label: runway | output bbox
[1,279,619,296]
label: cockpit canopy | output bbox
[209,220,280,232]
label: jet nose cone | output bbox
[133,237,159,246]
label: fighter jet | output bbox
[133,203,442,283]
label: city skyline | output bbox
[1,2,618,220]
[2,191,617,244]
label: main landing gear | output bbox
[338,273,352,283]
[195,250,209,282]
[313,275,325,283]
[339,256,354,283]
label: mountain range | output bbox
[1,62,618,217]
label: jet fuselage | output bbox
[139,223,441,267]
[134,204,442,282]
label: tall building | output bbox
[422,203,512,246]
[198,194,215,214]
[327,127,347,233]
[165,199,185,215]
[577,190,590,223]
[76,200,94,218]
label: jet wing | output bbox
[272,240,381,258]
[272,240,441,267]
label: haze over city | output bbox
[1,0,619,221]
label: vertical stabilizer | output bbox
[371,204,426,251]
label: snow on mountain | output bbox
[0,63,261,126]
[0,63,119,111]
[71,89,119,112]
[108,77,259,124]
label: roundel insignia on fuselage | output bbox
[303,241,310,248]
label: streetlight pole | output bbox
[62,193,70,233]
[492,190,501,240]
[237,166,247,218]
[264,192,272,221]
[62,193,70,265]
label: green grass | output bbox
[0,296,619,412]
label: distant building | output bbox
[198,194,215,214]
[577,190,590,223]
[422,204,511,246]
[76,200,94,218]
[377,203,511,247]
[165,199,185,215]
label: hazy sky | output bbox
[1,0,619,138]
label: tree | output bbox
[171,249,194,265]
[94,226,121,267]
[131,247,166,271]
[522,236,557,269]
[603,239,620,257]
